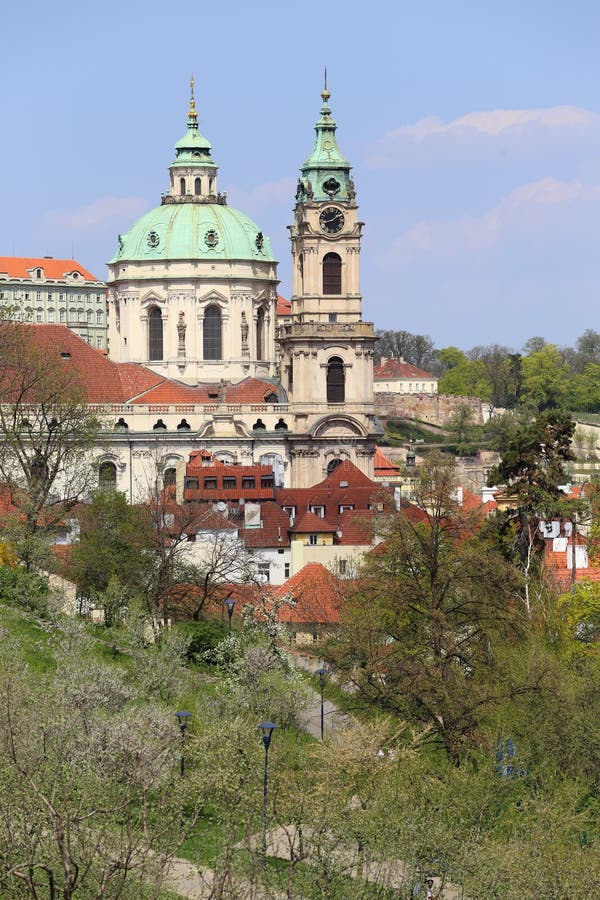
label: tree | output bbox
[438,358,493,401]
[469,345,522,408]
[487,411,576,512]
[447,403,482,455]
[523,335,546,355]
[0,321,99,569]
[576,327,600,362]
[520,344,570,411]
[486,411,578,614]
[329,456,523,760]
[66,490,153,607]
[374,329,437,369]
[0,625,189,898]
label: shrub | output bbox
[176,620,228,661]
[0,566,50,616]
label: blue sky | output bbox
[3,0,600,351]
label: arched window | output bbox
[298,253,304,294]
[98,461,117,490]
[148,306,163,360]
[327,356,345,403]
[327,458,342,474]
[256,307,265,360]
[180,177,186,195]
[203,305,222,360]
[323,252,342,294]
[194,177,201,195]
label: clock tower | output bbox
[278,83,377,485]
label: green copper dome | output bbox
[109,202,275,264]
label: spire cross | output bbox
[321,66,331,104]
[188,74,198,128]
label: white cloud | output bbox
[383,177,600,266]
[41,196,147,232]
[227,177,296,214]
[369,106,600,168]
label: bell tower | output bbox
[278,80,376,485]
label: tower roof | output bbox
[171,77,215,168]
[297,78,353,204]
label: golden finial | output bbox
[188,74,198,126]
[321,66,331,103]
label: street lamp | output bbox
[224,597,236,635]
[175,710,192,778]
[315,667,328,740]
[258,721,277,865]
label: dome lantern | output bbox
[166,78,219,203]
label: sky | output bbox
[3,0,600,352]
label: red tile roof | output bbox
[277,461,390,531]
[276,294,291,316]
[336,509,375,545]
[0,257,101,283]
[239,501,291,548]
[130,377,281,406]
[274,562,345,625]
[374,358,435,380]
[6,325,283,408]
[291,510,337,534]
[374,447,400,477]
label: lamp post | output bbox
[175,710,192,778]
[258,721,277,865]
[315,666,328,740]
[224,597,236,635]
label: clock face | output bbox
[319,207,345,234]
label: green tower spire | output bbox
[171,76,216,169]
[296,75,354,204]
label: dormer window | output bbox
[309,505,325,518]
[36,268,42,278]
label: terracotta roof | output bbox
[291,510,337,534]
[129,376,282,406]
[315,459,380,491]
[374,358,435,380]
[276,294,291,316]
[240,501,291,548]
[374,446,400,476]
[0,257,101,283]
[5,325,283,408]
[336,509,375,545]
[277,461,390,526]
[274,562,344,625]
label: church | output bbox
[59,81,379,495]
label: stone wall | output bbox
[374,392,484,427]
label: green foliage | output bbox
[0,565,50,616]
[176,619,228,660]
[329,457,524,759]
[447,403,482,455]
[520,343,570,411]
[487,410,576,511]
[438,355,493,401]
[67,490,152,602]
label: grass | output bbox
[383,418,447,445]
[0,602,56,673]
